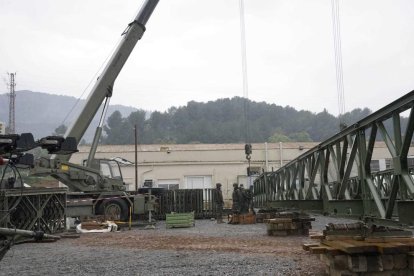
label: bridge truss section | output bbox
[0,187,67,234]
[254,90,414,224]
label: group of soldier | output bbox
[214,182,253,223]
[231,183,253,214]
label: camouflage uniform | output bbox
[239,184,248,214]
[215,183,224,223]
[232,183,241,214]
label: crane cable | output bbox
[60,35,123,127]
[239,0,250,142]
[331,0,347,130]
[239,0,252,177]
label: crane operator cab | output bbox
[34,136,126,192]
[83,158,126,190]
[97,159,122,181]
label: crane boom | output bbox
[2,1,160,221]
[61,0,159,162]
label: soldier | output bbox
[214,183,224,223]
[239,184,248,214]
[232,183,241,214]
[245,185,254,214]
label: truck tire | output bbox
[99,199,129,221]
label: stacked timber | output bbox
[166,212,195,229]
[228,213,256,224]
[265,211,315,236]
[304,222,414,275]
[256,211,281,223]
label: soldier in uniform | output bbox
[215,183,224,223]
[245,185,254,214]
[239,184,249,214]
[232,183,241,214]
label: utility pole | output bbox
[6,73,16,134]
[135,125,139,191]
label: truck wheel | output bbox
[99,199,129,221]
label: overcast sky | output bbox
[1,0,414,117]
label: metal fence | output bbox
[155,188,220,219]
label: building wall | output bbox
[69,142,402,201]
[0,121,5,134]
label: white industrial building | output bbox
[0,121,5,134]
[70,142,396,202]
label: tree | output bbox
[103,111,130,144]
[53,124,67,136]
[289,131,313,142]
[268,128,291,142]
[101,98,375,145]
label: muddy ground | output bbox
[0,215,357,275]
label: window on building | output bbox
[185,176,212,189]
[385,159,392,169]
[248,166,261,176]
[370,160,380,172]
[185,176,212,199]
[408,157,414,168]
[157,179,179,190]
[158,184,179,190]
[238,175,257,189]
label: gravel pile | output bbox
[0,214,358,276]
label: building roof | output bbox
[77,142,321,153]
[77,141,388,154]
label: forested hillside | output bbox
[1,92,390,145]
[0,90,137,142]
[103,97,373,144]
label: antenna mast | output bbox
[6,72,16,134]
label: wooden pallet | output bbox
[266,217,313,236]
[304,237,414,275]
[228,213,256,224]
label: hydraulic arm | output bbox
[30,0,159,192]
[61,0,159,162]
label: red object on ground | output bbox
[0,156,3,165]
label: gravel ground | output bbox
[0,214,358,276]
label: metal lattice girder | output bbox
[0,187,66,233]
[254,90,414,221]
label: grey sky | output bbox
[1,0,414,116]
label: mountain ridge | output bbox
[0,90,137,142]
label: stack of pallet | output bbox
[228,213,256,224]
[166,212,195,229]
[256,212,278,223]
[304,223,414,275]
[265,211,314,236]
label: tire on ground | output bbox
[98,198,129,221]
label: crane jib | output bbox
[60,0,159,163]
[122,21,146,36]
